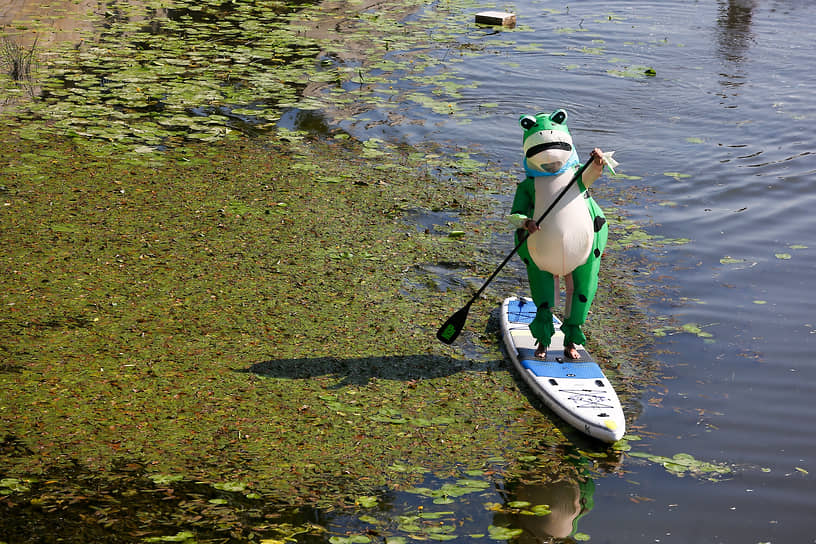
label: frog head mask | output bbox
[519,109,579,176]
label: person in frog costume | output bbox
[509,109,614,360]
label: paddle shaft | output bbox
[466,158,591,304]
[436,158,592,344]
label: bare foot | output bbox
[564,342,580,360]
[534,344,547,359]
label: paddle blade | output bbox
[436,303,471,344]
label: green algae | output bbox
[0,129,515,480]
[0,125,579,539]
[0,0,535,152]
[605,214,691,253]
[627,451,731,480]
[0,125,675,540]
[616,436,731,481]
[652,322,715,340]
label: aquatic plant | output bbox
[0,0,522,152]
[0,36,37,82]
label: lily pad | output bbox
[356,495,378,508]
[487,525,523,540]
[148,474,184,485]
[0,478,31,494]
[330,536,371,544]
[212,481,247,492]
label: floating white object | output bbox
[475,11,516,27]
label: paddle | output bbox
[436,157,593,344]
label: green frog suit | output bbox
[509,110,608,352]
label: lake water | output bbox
[3,0,815,541]
[325,0,816,541]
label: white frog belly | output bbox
[527,174,593,276]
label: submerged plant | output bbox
[1,36,38,82]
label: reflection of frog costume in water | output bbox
[509,110,609,352]
[510,473,595,539]
[499,450,598,540]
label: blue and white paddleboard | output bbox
[500,296,625,443]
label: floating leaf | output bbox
[775,253,792,260]
[663,462,689,475]
[663,171,691,180]
[628,451,730,479]
[388,463,429,474]
[330,535,371,544]
[149,474,184,486]
[465,477,492,487]
[144,532,196,543]
[487,525,523,540]
[607,65,655,78]
[529,504,552,516]
[212,481,247,492]
[0,478,30,494]
[355,495,378,508]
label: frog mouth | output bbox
[525,141,572,158]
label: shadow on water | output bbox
[243,354,505,387]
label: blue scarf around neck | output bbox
[523,150,579,177]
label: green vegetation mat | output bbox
[0,127,701,542]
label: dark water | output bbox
[328,0,816,542]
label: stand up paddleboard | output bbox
[500,296,625,443]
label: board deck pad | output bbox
[500,296,626,443]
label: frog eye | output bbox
[549,109,568,124]
[519,115,538,130]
